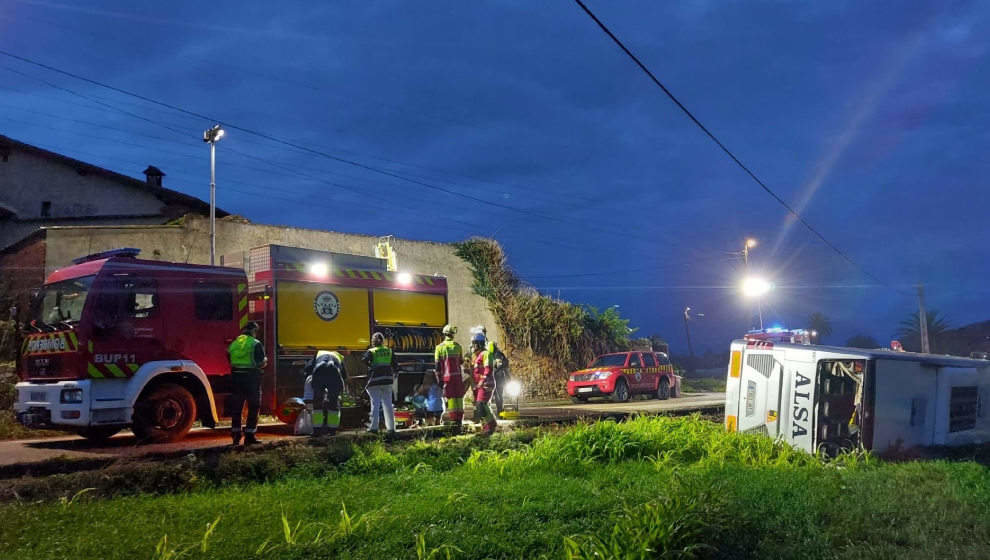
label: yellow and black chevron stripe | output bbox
[21,331,79,356]
[237,282,249,329]
[86,362,140,379]
[282,263,437,286]
[620,365,675,375]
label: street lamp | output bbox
[683,306,704,359]
[740,276,772,329]
[203,124,225,265]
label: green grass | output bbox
[680,376,726,393]
[1,416,988,559]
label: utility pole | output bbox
[917,284,930,353]
[683,307,696,359]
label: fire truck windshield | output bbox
[34,276,95,325]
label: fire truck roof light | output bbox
[71,248,141,264]
[396,272,413,285]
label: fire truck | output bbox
[14,245,448,442]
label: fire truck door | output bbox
[91,277,165,376]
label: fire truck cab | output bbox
[16,248,242,442]
[15,245,448,442]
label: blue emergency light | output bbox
[72,248,141,264]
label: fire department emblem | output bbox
[314,291,340,321]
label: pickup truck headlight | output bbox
[60,389,84,404]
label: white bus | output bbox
[725,339,990,455]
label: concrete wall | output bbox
[0,145,167,249]
[42,215,499,350]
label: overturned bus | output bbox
[724,339,990,455]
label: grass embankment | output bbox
[679,376,726,393]
[2,416,989,559]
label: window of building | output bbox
[40,201,51,218]
[194,282,233,321]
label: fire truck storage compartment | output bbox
[275,282,371,350]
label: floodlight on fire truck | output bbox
[309,262,330,279]
[396,272,413,286]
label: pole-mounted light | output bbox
[203,124,224,266]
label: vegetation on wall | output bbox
[453,238,635,396]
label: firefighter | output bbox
[363,332,398,436]
[302,350,347,436]
[227,321,267,446]
[472,325,510,414]
[470,332,498,435]
[434,324,464,429]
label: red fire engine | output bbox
[14,245,448,442]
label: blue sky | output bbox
[2,1,989,352]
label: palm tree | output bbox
[808,312,832,343]
[846,334,880,349]
[896,310,951,353]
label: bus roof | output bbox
[730,339,990,369]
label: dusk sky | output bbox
[2,1,989,353]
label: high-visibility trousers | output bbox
[442,376,465,424]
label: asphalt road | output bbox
[0,392,724,467]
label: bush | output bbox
[454,239,635,397]
[0,321,17,362]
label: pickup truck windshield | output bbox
[34,276,95,324]
[591,354,627,367]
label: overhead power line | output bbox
[571,0,885,286]
[0,48,672,247]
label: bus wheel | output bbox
[657,378,671,400]
[132,383,197,443]
[611,379,630,403]
[76,426,121,443]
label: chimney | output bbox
[143,165,165,187]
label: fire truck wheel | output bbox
[657,378,671,400]
[611,379,630,403]
[570,396,587,404]
[132,383,197,443]
[76,426,122,442]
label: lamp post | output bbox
[203,124,225,265]
[742,238,762,329]
[683,307,704,359]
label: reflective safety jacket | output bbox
[228,334,264,370]
[363,345,397,387]
[473,350,495,389]
[434,338,463,385]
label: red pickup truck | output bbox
[567,351,679,403]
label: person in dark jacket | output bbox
[362,332,398,435]
[303,351,347,436]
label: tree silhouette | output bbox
[846,334,880,349]
[808,312,833,343]
[896,310,951,353]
